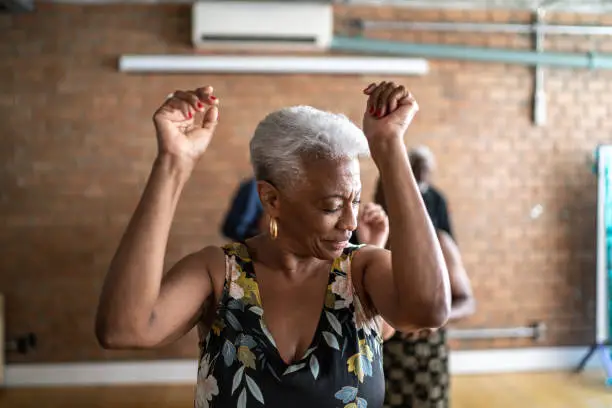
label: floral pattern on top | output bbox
[195,242,386,408]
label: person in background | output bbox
[382,229,475,408]
[221,177,265,242]
[375,145,453,240]
[373,147,474,408]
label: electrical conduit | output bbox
[331,35,612,70]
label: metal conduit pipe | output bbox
[331,35,612,69]
[356,20,612,36]
[447,322,547,341]
[533,7,547,126]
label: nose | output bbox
[338,204,358,233]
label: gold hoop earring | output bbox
[269,218,278,240]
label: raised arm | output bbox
[95,86,221,349]
[353,82,451,332]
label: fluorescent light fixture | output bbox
[118,55,429,76]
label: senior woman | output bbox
[95,82,451,408]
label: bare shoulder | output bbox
[169,245,228,303]
[195,245,228,295]
[349,245,391,302]
[350,245,390,278]
[176,245,225,273]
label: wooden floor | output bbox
[1,371,611,408]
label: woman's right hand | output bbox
[152,86,220,169]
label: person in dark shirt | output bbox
[373,145,453,240]
[220,177,265,242]
[368,145,473,408]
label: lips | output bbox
[325,240,349,250]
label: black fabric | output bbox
[421,186,453,239]
[195,242,386,408]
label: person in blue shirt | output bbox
[221,177,265,242]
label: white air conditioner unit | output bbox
[191,1,334,50]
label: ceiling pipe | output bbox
[357,20,612,36]
[331,35,612,69]
[533,7,547,126]
[342,0,612,14]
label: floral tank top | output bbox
[195,242,386,408]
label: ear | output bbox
[257,180,281,218]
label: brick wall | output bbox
[1,4,609,363]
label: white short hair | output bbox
[249,106,370,188]
[408,145,436,168]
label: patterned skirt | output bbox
[383,328,449,408]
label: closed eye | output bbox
[323,200,360,214]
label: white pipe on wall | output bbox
[448,322,546,341]
[359,20,612,36]
[533,8,547,127]
[118,55,430,76]
[595,145,610,344]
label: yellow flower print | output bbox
[347,354,363,382]
[224,243,252,261]
[237,345,257,369]
[236,273,261,306]
[235,243,251,261]
[211,318,226,336]
[359,339,373,360]
[331,253,350,272]
[325,286,336,309]
[347,339,374,383]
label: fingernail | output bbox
[209,95,217,100]
[375,109,381,116]
[197,102,203,109]
[188,112,192,118]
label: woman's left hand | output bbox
[356,203,389,249]
[362,81,419,147]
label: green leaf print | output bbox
[260,320,277,347]
[222,340,236,366]
[237,388,247,408]
[267,362,282,382]
[226,310,243,331]
[322,331,340,350]
[249,305,264,316]
[325,311,342,335]
[309,354,320,380]
[232,365,245,395]
[283,362,306,375]
[302,346,317,360]
[228,299,245,311]
[245,374,265,404]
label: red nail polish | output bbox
[188,112,192,118]
[197,102,203,109]
[209,95,217,100]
